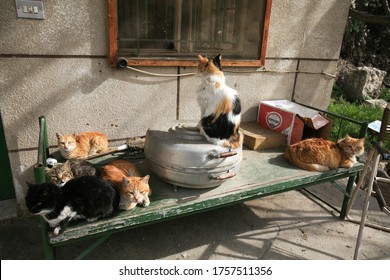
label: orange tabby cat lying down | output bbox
[284,135,364,171]
[56,131,108,159]
[99,159,151,210]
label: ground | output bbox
[0,182,389,260]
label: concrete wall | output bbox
[0,0,351,215]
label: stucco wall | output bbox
[0,0,351,214]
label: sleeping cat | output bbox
[196,54,243,149]
[99,159,151,210]
[25,176,119,235]
[56,131,108,159]
[44,159,96,187]
[284,135,365,171]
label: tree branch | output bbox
[349,8,390,25]
[382,0,390,15]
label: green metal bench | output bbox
[33,110,367,260]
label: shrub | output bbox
[328,85,385,149]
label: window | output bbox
[108,0,272,67]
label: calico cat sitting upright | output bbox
[99,159,151,210]
[196,54,243,149]
[56,131,108,159]
[284,135,365,171]
[25,176,119,235]
[44,159,96,187]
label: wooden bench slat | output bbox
[47,148,363,245]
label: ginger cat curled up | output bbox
[284,135,365,171]
[196,54,243,149]
[99,159,151,210]
[56,131,108,159]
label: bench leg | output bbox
[40,218,56,260]
[340,175,356,220]
[75,233,112,260]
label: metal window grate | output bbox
[117,0,266,60]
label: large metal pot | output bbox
[144,120,242,188]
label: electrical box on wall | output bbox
[15,0,45,20]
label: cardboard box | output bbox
[257,100,332,145]
[240,121,285,150]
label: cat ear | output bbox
[197,54,208,63]
[142,175,150,184]
[213,54,222,70]
[44,167,51,173]
[64,160,71,167]
[56,133,62,139]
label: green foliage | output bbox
[328,86,385,149]
[329,97,383,126]
[381,87,390,102]
[341,0,390,72]
[333,0,389,149]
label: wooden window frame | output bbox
[107,0,272,67]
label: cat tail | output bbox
[284,148,329,172]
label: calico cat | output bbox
[44,159,96,187]
[284,135,365,171]
[56,131,108,159]
[99,159,151,210]
[196,54,243,149]
[25,176,119,235]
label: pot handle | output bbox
[208,151,237,159]
[209,171,236,180]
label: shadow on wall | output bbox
[0,0,183,213]
[266,1,349,109]
[293,1,349,108]
[1,57,181,213]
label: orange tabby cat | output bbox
[99,159,151,210]
[284,135,364,171]
[56,131,108,159]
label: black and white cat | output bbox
[25,176,119,235]
[196,54,243,149]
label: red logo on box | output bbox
[266,112,282,129]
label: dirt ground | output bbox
[0,183,389,260]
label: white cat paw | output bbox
[54,227,61,235]
[142,201,150,207]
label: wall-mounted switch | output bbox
[16,0,45,20]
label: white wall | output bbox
[0,0,351,214]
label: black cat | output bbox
[25,176,119,235]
